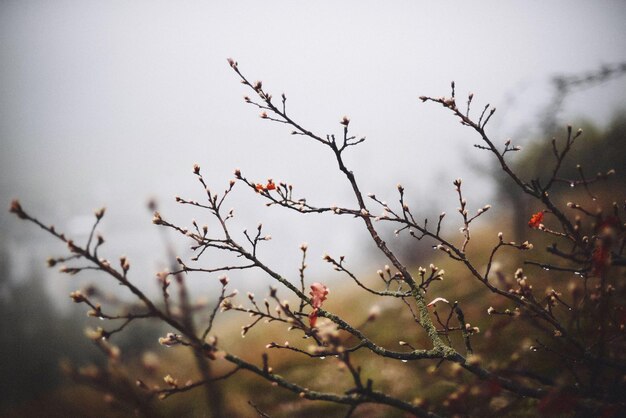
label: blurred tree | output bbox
[0,243,171,417]
[0,245,96,413]
[495,62,626,240]
[497,114,626,240]
[541,62,626,133]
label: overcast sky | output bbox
[1,1,625,302]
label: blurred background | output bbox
[1,1,625,416]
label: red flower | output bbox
[308,311,319,328]
[591,241,611,277]
[528,211,544,229]
[308,282,329,328]
[590,216,620,277]
[265,180,276,191]
[310,282,328,308]
[255,180,277,192]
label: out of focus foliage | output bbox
[498,113,626,238]
[0,246,165,417]
[0,248,91,413]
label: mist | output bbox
[1,0,625,302]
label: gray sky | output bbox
[1,1,625,302]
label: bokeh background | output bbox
[1,1,625,416]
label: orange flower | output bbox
[308,282,329,328]
[528,211,544,229]
[255,180,276,192]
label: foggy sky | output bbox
[1,1,625,302]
